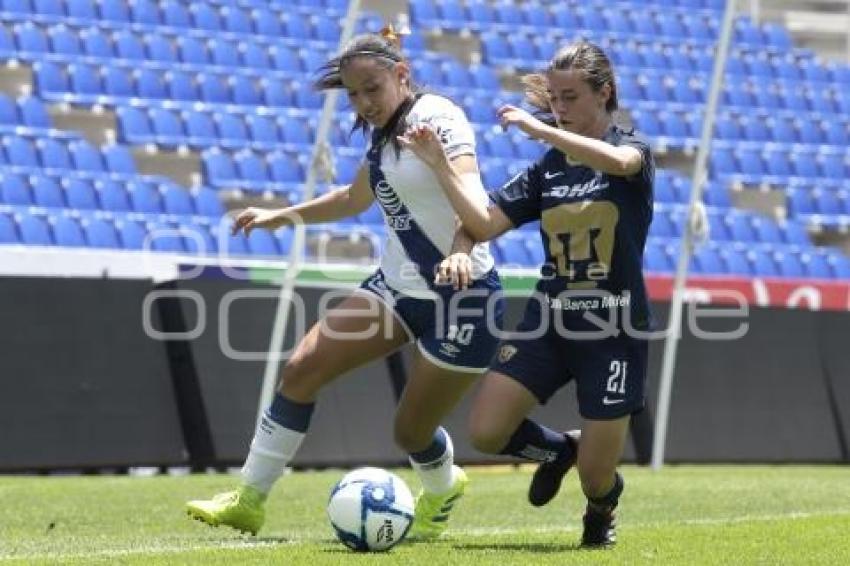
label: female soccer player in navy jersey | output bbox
[186,27,504,538]
[401,41,654,547]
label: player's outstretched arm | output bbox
[231,166,374,236]
[398,126,512,242]
[496,104,642,177]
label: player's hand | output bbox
[231,207,289,236]
[435,252,473,290]
[397,124,448,168]
[497,104,544,137]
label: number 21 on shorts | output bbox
[606,360,627,395]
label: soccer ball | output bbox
[327,467,415,552]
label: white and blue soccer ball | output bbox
[327,467,415,552]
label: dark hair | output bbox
[314,32,422,156]
[522,41,618,123]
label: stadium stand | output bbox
[0,0,848,277]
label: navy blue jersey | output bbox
[491,124,654,328]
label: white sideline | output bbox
[2,509,849,562]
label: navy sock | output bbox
[499,419,574,464]
[409,426,449,463]
[587,472,624,513]
[267,392,315,433]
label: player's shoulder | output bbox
[409,93,465,121]
[607,123,651,149]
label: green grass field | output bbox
[1,465,849,565]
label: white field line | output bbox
[2,509,850,562]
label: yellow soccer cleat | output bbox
[185,485,266,536]
[409,466,468,540]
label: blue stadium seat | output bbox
[67,0,97,21]
[314,15,341,42]
[100,0,130,22]
[37,140,71,174]
[16,97,47,130]
[703,182,732,208]
[222,6,253,34]
[70,139,104,172]
[481,160,508,189]
[749,249,778,276]
[0,214,18,244]
[268,151,303,183]
[828,253,850,279]
[217,113,250,146]
[751,216,783,243]
[14,23,49,53]
[694,247,725,274]
[146,35,178,63]
[443,60,472,88]
[81,28,113,58]
[285,12,312,40]
[149,222,186,252]
[183,224,217,256]
[335,152,360,184]
[780,87,808,112]
[410,0,439,24]
[769,117,797,144]
[184,109,216,145]
[814,190,842,215]
[64,178,98,209]
[632,110,661,137]
[177,36,209,65]
[246,114,280,145]
[210,39,240,67]
[796,118,823,145]
[18,213,52,245]
[204,150,237,184]
[194,187,224,217]
[235,150,269,182]
[741,116,769,142]
[4,136,39,167]
[644,242,670,272]
[98,180,132,212]
[724,81,753,107]
[713,113,741,140]
[735,146,765,176]
[54,216,86,247]
[241,43,272,70]
[135,68,167,99]
[792,148,819,178]
[773,57,801,81]
[775,251,805,278]
[104,66,134,98]
[219,230,249,256]
[252,7,284,37]
[807,88,835,115]
[728,212,756,242]
[166,70,197,101]
[496,2,524,26]
[483,132,515,158]
[270,45,301,73]
[131,0,161,26]
[819,150,846,178]
[823,120,848,146]
[661,112,689,139]
[103,145,135,173]
[84,218,120,249]
[279,115,312,146]
[162,0,190,28]
[117,220,147,249]
[114,31,146,60]
[787,189,814,217]
[508,35,536,61]
[802,252,831,279]
[0,26,15,54]
[0,94,17,125]
[497,235,531,266]
[0,174,31,205]
[247,229,279,256]
[49,25,83,55]
[198,74,229,103]
[129,181,163,214]
[149,107,184,145]
[764,147,792,177]
[231,76,262,106]
[763,23,792,49]
[800,59,830,83]
[191,4,222,31]
[480,34,510,63]
[118,106,151,143]
[69,64,101,96]
[706,211,730,240]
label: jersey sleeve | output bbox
[489,163,543,228]
[410,96,476,160]
[619,130,655,190]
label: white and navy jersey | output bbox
[366,93,495,293]
[491,124,655,328]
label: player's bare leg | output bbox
[576,417,629,547]
[395,351,479,539]
[186,292,408,535]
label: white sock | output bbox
[240,412,305,495]
[409,430,457,494]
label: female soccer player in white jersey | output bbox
[186,28,503,537]
[401,41,654,547]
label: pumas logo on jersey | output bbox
[374,179,411,230]
[439,342,461,358]
[546,179,610,199]
[498,344,517,363]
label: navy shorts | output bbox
[490,297,648,419]
[358,269,504,373]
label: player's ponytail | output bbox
[314,26,422,156]
[522,41,619,122]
